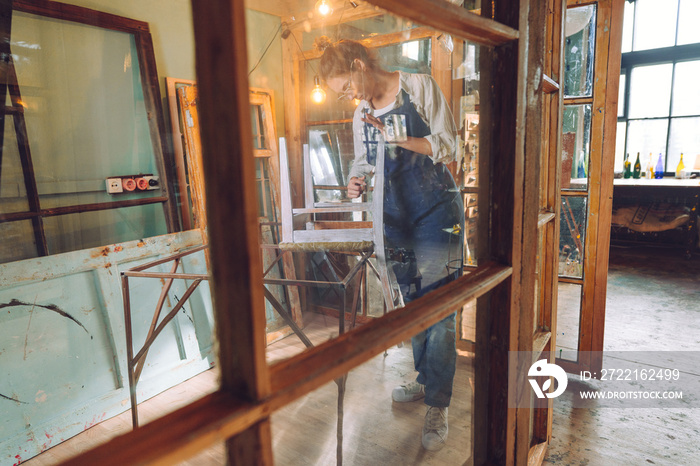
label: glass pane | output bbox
[628,64,673,118]
[256,157,274,219]
[12,11,165,210]
[534,229,543,334]
[564,5,596,98]
[270,321,474,464]
[556,282,582,361]
[42,204,167,255]
[671,60,700,117]
[620,0,634,54]
[0,117,30,215]
[676,0,700,46]
[265,8,479,369]
[561,105,592,190]
[308,123,354,203]
[614,121,627,173]
[251,104,268,150]
[559,196,587,279]
[617,73,626,118]
[632,0,678,51]
[0,220,39,264]
[625,119,669,166]
[667,117,700,172]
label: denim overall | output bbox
[363,89,464,407]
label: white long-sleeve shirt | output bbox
[348,71,459,180]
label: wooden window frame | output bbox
[0,0,179,261]
[63,0,546,464]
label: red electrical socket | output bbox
[135,177,149,191]
[123,178,137,191]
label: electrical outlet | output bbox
[106,178,123,194]
[141,175,160,190]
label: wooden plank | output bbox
[538,0,566,447]
[528,441,548,466]
[590,0,625,374]
[542,74,559,94]
[576,0,622,375]
[133,29,180,233]
[532,331,551,358]
[13,0,150,33]
[369,0,519,47]
[165,77,196,231]
[537,211,556,229]
[190,1,272,464]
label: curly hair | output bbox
[316,36,380,81]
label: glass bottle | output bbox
[623,153,631,178]
[633,152,641,179]
[645,152,654,179]
[675,153,685,179]
[654,154,664,179]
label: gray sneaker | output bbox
[422,406,448,451]
[391,381,425,402]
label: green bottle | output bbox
[633,152,642,179]
[623,153,631,179]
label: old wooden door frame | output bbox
[63,0,551,464]
[556,0,625,375]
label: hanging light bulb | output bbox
[353,98,361,106]
[310,76,326,104]
[315,0,333,16]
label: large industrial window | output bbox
[615,0,700,174]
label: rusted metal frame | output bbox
[0,197,170,223]
[124,271,209,280]
[131,279,204,377]
[123,276,204,428]
[263,286,314,349]
[261,248,287,278]
[63,263,512,465]
[127,244,208,272]
[133,258,182,382]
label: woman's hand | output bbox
[361,113,385,134]
[347,176,366,199]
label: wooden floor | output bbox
[543,245,700,466]
[22,245,700,465]
[23,313,475,465]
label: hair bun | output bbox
[314,35,333,53]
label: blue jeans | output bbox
[412,312,457,407]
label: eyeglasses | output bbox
[336,76,354,101]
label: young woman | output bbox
[319,37,464,452]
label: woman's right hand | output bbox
[347,176,366,199]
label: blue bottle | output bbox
[654,154,664,179]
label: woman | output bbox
[319,37,464,452]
